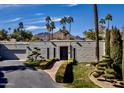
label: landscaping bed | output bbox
[55,59,76,83]
[62,62,99,88]
[24,58,59,70]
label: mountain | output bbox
[36,31,83,41]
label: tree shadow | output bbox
[0,64,37,88]
[0,65,37,72]
[0,71,8,88]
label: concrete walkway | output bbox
[44,60,64,81]
[0,60,63,88]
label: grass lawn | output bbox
[63,62,99,88]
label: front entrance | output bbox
[60,46,68,60]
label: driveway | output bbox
[0,60,63,88]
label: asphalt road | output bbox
[0,60,63,88]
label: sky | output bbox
[0,4,124,37]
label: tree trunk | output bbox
[49,32,50,41]
[108,20,109,30]
[52,30,53,40]
[69,23,71,40]
[93,4,99,63]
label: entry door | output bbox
[60,47,68,60]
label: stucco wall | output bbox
[28,40,105,62]
[0,42,28,60]
[0,41,105,62]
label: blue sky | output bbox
[0,4,124,37]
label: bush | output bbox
[105,29,110,56]
[55,61,73,83]
[91,62,98,66]
[39,61,49,70]
[105,69,116,75]
[93,72,101,78]
[68,58,78,65]
[110,27,122,78]
[97,62,108,67]
[102,73,115,79]
[25,58,59,69]
[39,58,59,69]
[96,66,106,70]
[95,69,104,75]
[24,60,41,67]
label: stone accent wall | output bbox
[0,41,105,62]
[28,40,105,62]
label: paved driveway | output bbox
[0,60,63,88]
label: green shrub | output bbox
[24,60,41,66]
[68,58,78,65]
[55,62,68,83]
[97,62,108,67]
[110,27,122,78]
[92,72,101,78]
[105,69,116,75]
[95,69,104,75]
[39,58,59,70]
[105,29,110,56]
[91,62,98,66]
[39,61,48,70]
[55,61,73,83]
[102,73,115,79]
[96,66,106,70]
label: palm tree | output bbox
[105,14,112,30]
[8,27,11,32]
[99,18,106,25]
[18,22,24,31]
[46,23,51,40]
[45,16,51,23]
[99,18,106,34]
[66,16,74,38]
[50,21,56,40]
[94,4,99,63]
[60,17,67,28]
[45,16,52,40]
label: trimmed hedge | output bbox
[24,58,59,70]
[95,69,104,75]
[39,58,59,70]
[24,60,41,67]
[97,62,108,67]
[105,69,116,75]
[55,61,74,83]
[93,72,101,78]
[68,58,78,65]
[102,73,115,79]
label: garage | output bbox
[2,49,27,60]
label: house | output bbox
[0,40,105,62]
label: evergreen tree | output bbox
[105,29,110,56]
[110,27,122,78]
[122,31,124,82]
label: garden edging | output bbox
[89,72,116,88]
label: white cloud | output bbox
[25,25,46,31]
[30,20,45,24]
[0,4,21,9]
[35,13,44,16]
[66,4,78,7]
[7,17,22,23]
[52,17,61,22]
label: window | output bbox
[54,48,56,58]
[73,48,76,59]
[47,48,49,59]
